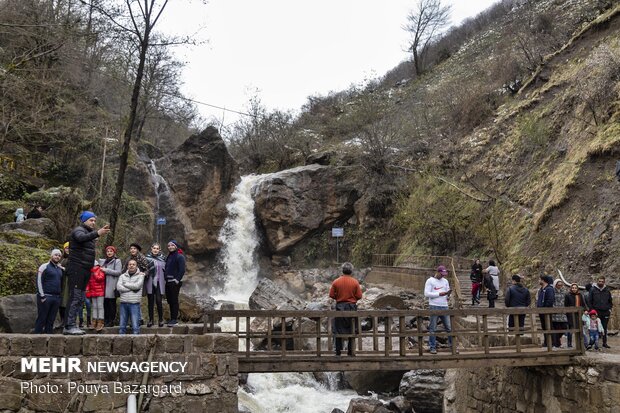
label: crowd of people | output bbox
[34,210,186,335]
[14,205,43,222]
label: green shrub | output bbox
[0,244,50,296]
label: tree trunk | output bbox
[106,35,150,246]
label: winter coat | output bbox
[565,292,587,309]
[116,270,145,304]
[470,263,483,284]
[145,252,166,295]
[86,266,105,298]
[164,250,186,283]
[588,285,613,314]
[60,255,70,307]
[505,283,531,308]
[552,288,567,323]
[36,261,63,297]
[99,257,122,299]
[14,208,25,223]
[122,252,149,273]
[66,224,99,272]
[536,285,555,308]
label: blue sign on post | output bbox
[157,217,167,226]
[332,227,344,237]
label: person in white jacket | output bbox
[116,259,145,335]
[424,265,453,354]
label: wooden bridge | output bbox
[204,307,585,373]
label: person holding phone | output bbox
[63,211,110,335]
[424,265,454,354]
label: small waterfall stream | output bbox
[214,174,357,413]
[146,160,172,244]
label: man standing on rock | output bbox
[424,265,453,354]
[588,276,613,348]
[63,211,109,335]
[329,262,362,356]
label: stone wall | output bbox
[0,334,238,412]
[444,357,620,413]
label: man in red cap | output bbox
[424,265,453,354]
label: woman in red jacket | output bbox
[87,262,106,331]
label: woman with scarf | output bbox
[100,246,122,327]
[564,282,588,348]
[552,279,568,348]
[145,243,166,327]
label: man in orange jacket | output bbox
[329,262,363,356]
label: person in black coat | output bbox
[505,275,531,331]
[536,275,555,347]
[164,240,185,327]
[63,211,109,335]
[470,259,483,305]
[565,283,587,348]
[588,276,613,348]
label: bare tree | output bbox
[403,0,451,76]
[81,0,171,245]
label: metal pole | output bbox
[336,238,339,263]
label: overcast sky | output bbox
[159,0,499,128]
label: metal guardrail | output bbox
[205,307,584,363]
[371,255,466,308]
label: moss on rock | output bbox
[0,244,50,296]
[0,230,59,251]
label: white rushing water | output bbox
[214,173,358,413]
[214,174,266,303]
[239,373,358,413]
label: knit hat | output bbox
[589,309,598,315]
[51,249,62,257]
[63,242,69,249]
[168,240,180,249]
[129,243,142,252]
[105,245,117,254]
[80,211,96,222]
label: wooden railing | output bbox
[371,255,466,308]
[204,307,584,372]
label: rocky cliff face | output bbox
[253,164,361,254]
[156,126,239,255]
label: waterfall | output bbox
[214,173,358,413]
[146,160,171,243]
[214,174,266,303]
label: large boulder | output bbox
[399,370,446,413]
[0,294,37,333]
[0,229,58,250]
[345,398,390,413]
[344,370,408,395]
[156,126,239,254]
[253,164,361,254]
[0,244,50,296]
[249,278,304,310]
[0,218,56,239]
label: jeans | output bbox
[589,330,600,349]
[147,287,163,323]
[428,305,452,350]
[165,281,181,321]
[104,297,117,326]
[91,296,104,320]
[119,302,141,335]
[508,314,526,331]
[34,295,60,334]
[65,288,86,329]
[79,298,91,324]
[471,282,481,302]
